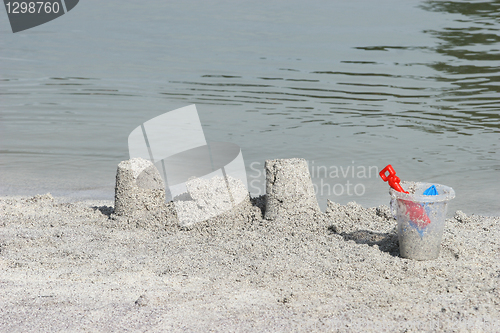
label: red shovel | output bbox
[379,165,431,228]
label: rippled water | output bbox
[1,0,499,215]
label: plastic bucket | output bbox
[390,182,455,260]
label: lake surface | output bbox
[1,0,499,215]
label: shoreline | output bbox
[2,181,499,218]
[0,193,499,331]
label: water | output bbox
[1,0,499,215]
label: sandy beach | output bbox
[0,193,498,332]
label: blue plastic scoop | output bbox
[423,185,438,196]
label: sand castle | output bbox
[114,158,166,217]
[114,157,321,226]
[264,158,321,220]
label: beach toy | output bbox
[380,165,456,260]
[379,165,407,193]
[423,185,438,196]
[379,165,431,228]
[421,185,439,231]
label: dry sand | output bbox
[0,194,499,332]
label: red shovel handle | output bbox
[380,164,430,227]
[379,165,408,193]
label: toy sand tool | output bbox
[380,165,455,260]
[379,164,431,228]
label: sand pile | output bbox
[0,192,499,332]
